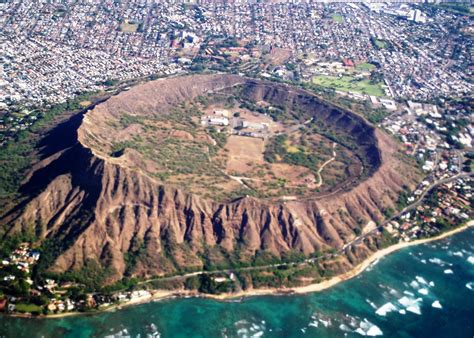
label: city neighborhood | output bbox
[0,0,472,319]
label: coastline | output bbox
[204,220,474,298]
[292,220,473,294]
[8,221,473,319]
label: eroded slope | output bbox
[1,74,421,283]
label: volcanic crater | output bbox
[81,74,377,202]
[2,74,420,282]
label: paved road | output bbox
[347,172,473,248]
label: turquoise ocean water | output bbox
[1,227,473,338]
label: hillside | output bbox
[0,74,421,285]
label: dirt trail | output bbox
[315,143,337,188]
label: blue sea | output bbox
[1,227,473,338]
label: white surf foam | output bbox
[366,299,377,309]
[375,302,397,316]
[105,329,132,338]
[237,328,248,336]
[367,259,380,271]
[418,288,429,295]
[467,256,474,265]
[444,269,454,274]
[429,258,446,266]
[235,319,266,338]
[388,288,398,296]
[354,319,383,336]
[415,276,428,285]
[398,296,422,315]
[406,305,421,315]
[367,325,384,336]
[432,300,442,309]
[319,318,331,327]
[339,324,351,332]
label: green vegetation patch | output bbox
[264,134,319,171]
[14,303,42,314]
[312,75,385,97]
[371,37,389,50]
[355,62,376,72]
[332,14,344,23]
[109,103,225,183]
[0,92,97,203]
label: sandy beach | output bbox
[109,220,474,306]
[292,220,473,294]
[13,221,473,319]
[204,220,474,298]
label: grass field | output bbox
[14,303,42,313]
[312,75,385,97]
[120,21,138,33]
[355,62,376,72]
[332,14,344,23]
[373,38,388,49]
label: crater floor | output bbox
[81,75,377,202]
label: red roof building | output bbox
[343,58,355,67]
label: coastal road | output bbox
[136,172,472,287]
[387,172,472,224]
[347,172,473,249]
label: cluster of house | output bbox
[296,4,471,100]
[381,98,471,179]
[1,35,181,108]
[364,3,428,23]
[0,242,79,314]
[1,243,40,283]
[1,1,471,110]
[386,177,472,241]
[46,298,75,313]
[0,1,471,148]
[86,290,153,310]
[0,239,164,315]
[2,0,191,110]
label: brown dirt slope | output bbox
[0,74,420,282]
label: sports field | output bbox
[312,75,385,96]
